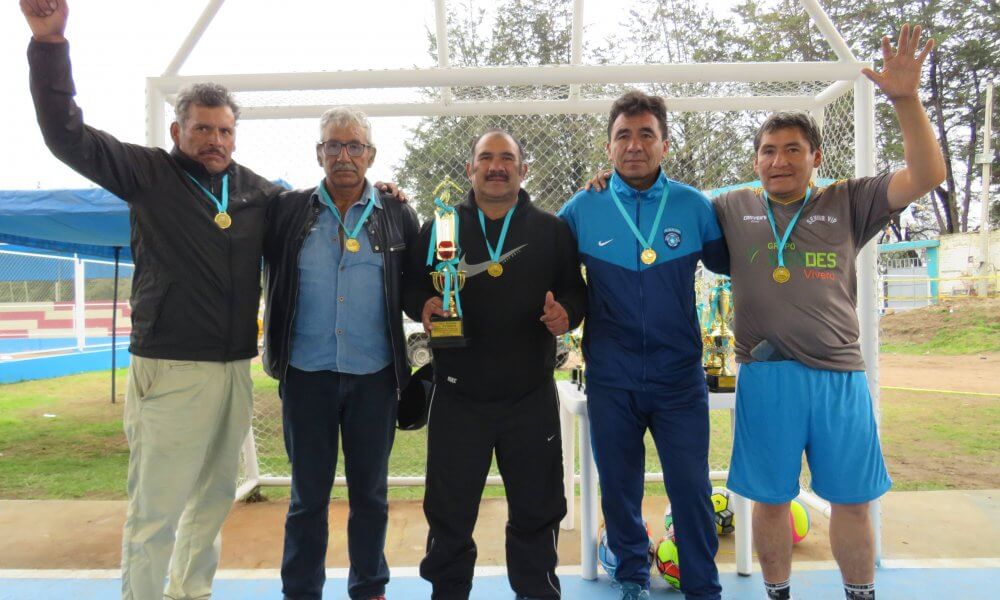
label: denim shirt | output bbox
[289,181,392,374]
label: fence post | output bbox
[73,255,86,351]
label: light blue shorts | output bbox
[727,360,892,505]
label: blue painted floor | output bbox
[2,569,997,600]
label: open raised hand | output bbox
[861,24,934,102]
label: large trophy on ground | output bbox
[704,278,736,392]
[427,177,468,348]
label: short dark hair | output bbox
[175,83,241,126]
[753,111,822,153]
[607,90,669,141]
[470,128,526,165]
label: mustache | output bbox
[331,164,358,172]
[485,171,508,181]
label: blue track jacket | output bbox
[558,170,729,392]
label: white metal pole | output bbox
[978,82,994,297]
[814,80,855,106]
[579,414,598,580]
[854,74,883,566]
[569,0,584,101]
[235,428,261,501]
[151,61,867,93]
[237,95,819,120]
[813,105,826,180]
[162,0,227,76]
[434,0,453,104]
[798,0,858,62]
[146,80,167,148]
[73,255,86,351]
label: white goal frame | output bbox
[144,0,884,569]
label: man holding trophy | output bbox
[403,128,587,600]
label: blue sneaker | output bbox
[619,582,650,600]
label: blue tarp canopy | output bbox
[0,188,132,260]
[0,180,291,261]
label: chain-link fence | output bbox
[0,248,132,357]
[219,76,859,493]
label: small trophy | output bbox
[705,279,736,392]
[428,177,468,348]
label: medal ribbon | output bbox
[477,205,516,267]
[608,172,669,262]
[763,186,812,269]
[317,180,377,243]
[185,172,229,215]
[426,197,463,317]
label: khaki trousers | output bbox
[120,356,253,600]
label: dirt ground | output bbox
[878,352,998,394]
[2,490,998,571]
[0,354,996,571]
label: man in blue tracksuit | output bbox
[558,91,727,600]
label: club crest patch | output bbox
[663,227,682,249]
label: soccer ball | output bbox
[663,503,675,540]
[654,536,681,590]
[710,487,736,535]
[789,499,810,544]
[598,523,619,579]
[598,521,655,581]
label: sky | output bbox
[0,0,676,191]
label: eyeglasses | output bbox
[318,140,374,157]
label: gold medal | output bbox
[345,238,361,253]
[772,266,791,284]
[214,212,232,229]
[640,248,657,265]
[487,262,503,277]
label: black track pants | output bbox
[419,379,566,600]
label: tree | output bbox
[393,0,604,219]
[727,0,999,239]
[394,0,997,235]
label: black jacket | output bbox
[403,189,587,402]
[27,40,281,361]
[262,184,421,395]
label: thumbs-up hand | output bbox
[540,291,569,336]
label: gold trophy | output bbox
[697,287,715,370]
[428,177,468,348]
[705,280,736,392]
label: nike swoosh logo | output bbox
[598,239,613,246]
[458,244,527,277]
[546,434,556,442]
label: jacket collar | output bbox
[610,168,668,201]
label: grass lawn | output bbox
[0,363,997,500]
[880,298,1000,355]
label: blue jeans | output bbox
[279,364,397,600]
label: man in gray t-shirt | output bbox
[713,24,945,600]
[715,172,893,372]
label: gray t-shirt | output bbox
[713,173,896,371]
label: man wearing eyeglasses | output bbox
[262,107,419,600]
